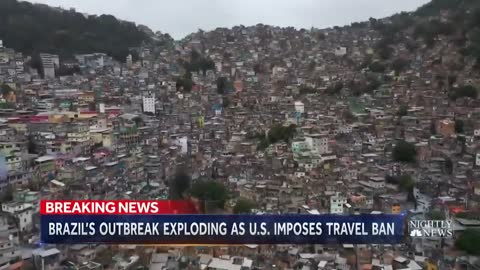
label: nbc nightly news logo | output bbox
[409,219,453,238]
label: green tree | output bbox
[455,119,464,133]
[27,135,37,154]
[0,84,13,98]
[397,104,408,117]
[391,58,410,75]
[233,198,255,214]
[456,212,480,220]
[183,50,215,75]
[299,85,316,95]
[349,76,382,96]
[222,96,230,108]
[427,210,445,220]
[132,117,143,127]
[176,76,193,92]
[456,229,480,255]
[256,124,297,150]
[376,39,394,60]
[393,140,417,163]
[29,54,43,76]
[399,175,414,191]
[416,0,463,16]
[326,82,344,95]
[368,61,386,73]
[0,185,13,203]
[351,22,367,28]
[447,75,457,87]
[445,158,453,175]
[253,63,264,75]
[267,124,296,144]
[468,29,480,64]
[190,180,229,210]
[430,121,436,135]
[169,170,191,200]
[449,85,478,100]
[366,75,382,93]
[343,110,357,124]
[406,40,419,52]
[216,77,232,95]
[0,0,149,62]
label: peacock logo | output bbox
[410,229,423,237]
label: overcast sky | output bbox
[29,0,430,39]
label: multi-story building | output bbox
[40,53,56,79]
[305,134,330,155]
[126,54,133,67]
[66,124,90,144]
[330,193,347,214]
[142,92,156,114]
[1,202,33,232]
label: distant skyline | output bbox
[29,0,430,39]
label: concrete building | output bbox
[330,193,347,214]
[32,248,61,270]
[1,202,33,232]
[142,92,156,114]
[305,134,330,155]
[40,53,56,79]
[335,46,347,56]
[294,101,305,114]
[126,54,133,67]
[172,135,188,154]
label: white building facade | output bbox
[142,93,156,114]
[330,193,347,214]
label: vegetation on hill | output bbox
[168,169,191,199]
[455,119,465,134]
[326,82,344,95]
[0,84,14,98]
[299,85,317,95]
[190,180,229,210]
[233,198,255,214]
[449,85,478,100]
[416,0,480,17]
[393,140,417,163]
[256,124,297,150]
[348,75,382,96]
[369,0,480,69]
[176,73,194,92]
[386,174,415,191]
[397,104,408,117]
[175,50,215,92]
[217,77,234,94]
[426,210,445,220]
[181,50,215,75]
[456,211,480,220]
[456,229,480,255]
[0,0,149,61]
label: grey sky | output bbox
[30,0,430,39]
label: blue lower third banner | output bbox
[41,214,406,244]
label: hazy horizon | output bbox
[29,0,430,39]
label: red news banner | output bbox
[40,200,200,215]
